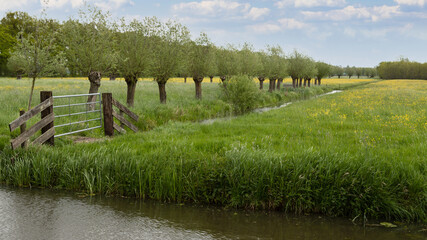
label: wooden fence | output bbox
[9,91,54,150]
[8,91,139,150]
[102,93,139,136]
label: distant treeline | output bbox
[377,59,427,80]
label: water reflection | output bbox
[0,186,425,240]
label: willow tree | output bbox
[186,33,214,99]
[302,58,317,87]
[61,6,115,109]
[288,50,305,88]
[115,18,155,107]
[254,51,268,89]
[265,46,286,92]
[149,20,190,103]
[8,15,65,110]
[315,62,330,85]
[216,45,240,85]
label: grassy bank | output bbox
[0,77,371,146]
[1,79,425,222]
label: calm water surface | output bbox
[0,186,425,240]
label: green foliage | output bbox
[223,75,260,114]
[186,32,214,79]
[315,62,330,80]
[148,19,190,83]
[60,6,116,77]
[377,59,427,79]
[288,50,305,80]
[238,43,260,77]
[216,45,241,80]
[265,45,287,79]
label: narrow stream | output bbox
[0,186,425,240]
[201,90,343,124]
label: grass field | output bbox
[0,78,425,222]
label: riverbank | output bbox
[1,79,425,222]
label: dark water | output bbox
[0,186,425,240]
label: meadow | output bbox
[0,77,425,222]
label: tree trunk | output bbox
[277,78,283,90]
[268,78,276,92]
[220,76,227,89]
[193,76,203,100]
[110,73,116,81]
[303,79,307,87]
[258,77,264,89]
[210,76,213,83]
[292,78,296,88]
[299,78,302,87]
[184,77,187,83]
[87,71,102,110]
[27,76,36,110]
[17,74,22,80]
[308,78,311,87]
[125,75,137,107]
[158,81,167,104]
[318,78,322,85]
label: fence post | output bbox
[19,110,27,148]
[102,93,114,136]
[40,91,54,146]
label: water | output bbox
[0,186,425,240]
[201,90,343,124]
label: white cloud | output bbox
[40,0,132,10]
[302,5,401,22]
[245,7,270,20]
[172,0,246,16]
[248,18,309,33]
[394,0,425,6]
[278,18,307,29]
[172,0,270,21]
[248,23,282,33]
[0,0,36,10]
[275,0,346,8]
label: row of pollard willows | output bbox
[8,91,139,150]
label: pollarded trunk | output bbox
[210,76,213,83]
[184,77,187,83]
[125,75,138,107]
[299,78,303,87]
[193,76,203,100]
[292,78,296,88]
[158,81,167,104]
[318,78,322,85]
[220,76,227,89]
[258,77,265,90]
[87,71,101,110]
[268,78,276,92]
[303,79,307,87]
[17,74,22,80]
[110,73,116,81]
[308,78,311,87]
[315,78,318,85]
[277,78,283,90]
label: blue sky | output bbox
[1,0,426,67]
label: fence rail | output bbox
[53,92,102,138]
[8,92,55,150]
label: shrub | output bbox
[223,75,260,114]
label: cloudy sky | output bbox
[1,0,426,67]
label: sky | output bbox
[1,0,426,67]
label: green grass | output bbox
[1,78,425,222]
